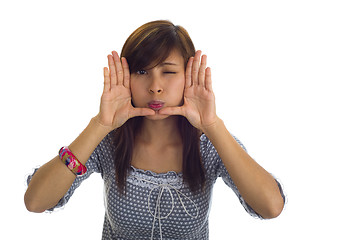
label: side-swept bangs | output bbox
[121,20,195,73]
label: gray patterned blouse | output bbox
[27,133,285,239]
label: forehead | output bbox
[160,49,184,66]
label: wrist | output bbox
[67,116,113,165]
[201,117,224,136]
[91,115,114,136]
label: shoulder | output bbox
[199,133,216,159]
[199,133,221,179]
[199,133,247,179]
[87,131,116,174]
[199,133,246,158]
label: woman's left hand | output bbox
[159,50,220,132]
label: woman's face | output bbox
[130,49,186,120]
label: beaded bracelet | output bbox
[59,146,87,176]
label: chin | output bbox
[144,111,171,121]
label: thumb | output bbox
[158,106,185,116]
[129,107,156,118]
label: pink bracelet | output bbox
[59,146,87,176]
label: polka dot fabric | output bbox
[27,132,285,239]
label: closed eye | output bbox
[164,72,176,74]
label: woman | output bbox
[25,20,285,239]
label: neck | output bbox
[138,116,182,146]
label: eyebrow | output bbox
[159,62,178,66]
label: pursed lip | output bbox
[147,100,165,110]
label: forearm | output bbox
[24,116,110,213]
[203,118,284,219]
[68,115,112,163]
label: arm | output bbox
[159,50,284,219]
[24,118,110,213]
[203,118,284,219]
[24,52,155,213]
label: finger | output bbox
[112,51,123,86]
[108,54,118,86]
[122,57,130,89]
[198,54,207,87]
[103,67,110,92]
[158,106,185,116]
[130,107,156,118]
[185,57,193,88]
[192,50,202,86]
[205,67,213,92]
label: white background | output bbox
[1,0,360,239]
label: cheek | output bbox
[130,76,137,91]
[169,78,185,104]
[178,79,186,95]
[129,80,144,105]
[172,77,185,93]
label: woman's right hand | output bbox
[95,51,155,131]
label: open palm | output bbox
[159,50,218,131]
[97,51,155,130]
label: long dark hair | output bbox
[113,20,205,195]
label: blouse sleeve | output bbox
[26,133,112,212]
[200,134,285,219]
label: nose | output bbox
[149,88,163,94]
[148,77,163,94]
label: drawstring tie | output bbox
[132,175,199,240]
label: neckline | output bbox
[130,165,183,177]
